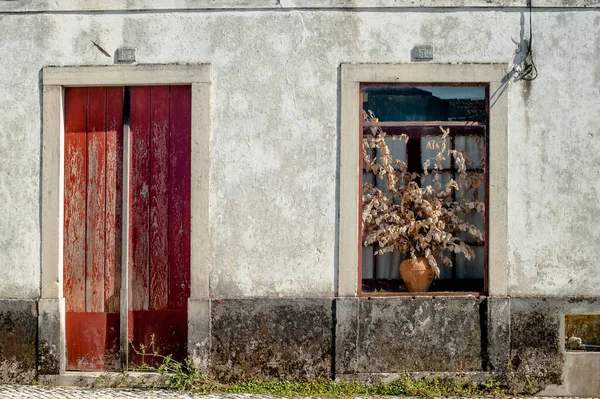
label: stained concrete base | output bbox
[188,298,211,373]
[335,296,486,375]
[539,352,600,397]
[2,295,600,396]
[0,300,37,383]
[508,297,600,395]
[210,298,333,382]
[37,298,65,376]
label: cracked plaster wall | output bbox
[0,9,598,299]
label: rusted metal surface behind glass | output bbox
[565,314,600,351]
[360,84,488,295]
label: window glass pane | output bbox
[375,251,402,279]
[455,246,485,279]
[454,135,485,169]
[457,209,485,242]
[363,172,374,186]
[421,136,451,169]
[363,86,486,122]
[456,172,485,203]
[377,136,407,163]
[375,174,394,197]
[421,171,452,190]
[437,252,453,279]
[361,245,374,279]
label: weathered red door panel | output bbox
[127,86,191,368]
[64,87,87,314]
[65,312,120,370]
[105,87,125,313]
[86,87,107,313]
[64,87,123,371]
[128,310,188,368]
[129,86,151,313]
[167,86,192,311]
[149,86,170,311]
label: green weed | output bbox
[130,338,508,397]
[155,360,507,396]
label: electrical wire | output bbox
[518,0,538,81]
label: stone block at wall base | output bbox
[188,298,210,373]
[486,297,510,379]
[210,298,333,382]
[0,300,37,383]
[37,298,65,375]
[335,296,485,376]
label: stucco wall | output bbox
[0,5,598,299]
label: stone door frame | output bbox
[39,64,212,375]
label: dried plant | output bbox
[361,110,485,276]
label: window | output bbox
[338,64,508,297]
[360,84,488,294]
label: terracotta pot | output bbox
[399,256,435,292]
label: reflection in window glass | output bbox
[421,136,451,169]
[377,136,407,163]
[361,245,374,279]
[457,210,485,242]
[455,136,485,169]
[456,247,485,279]
[375,251,403,279]
[456,172,485,203]
[565,315,600,350]
[363,86,486,122]
[421,172,451,191]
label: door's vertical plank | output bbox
[168,85,191,310]
[86,87,107,313]
[149,86,170,310]
[64,87,87,312]
[105,87,124,313]
[129,86,151,311]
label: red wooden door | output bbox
[64,87,124,371]
[63,85,191,370]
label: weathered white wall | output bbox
[0,4,598,298]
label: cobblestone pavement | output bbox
[0,386,590,399]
